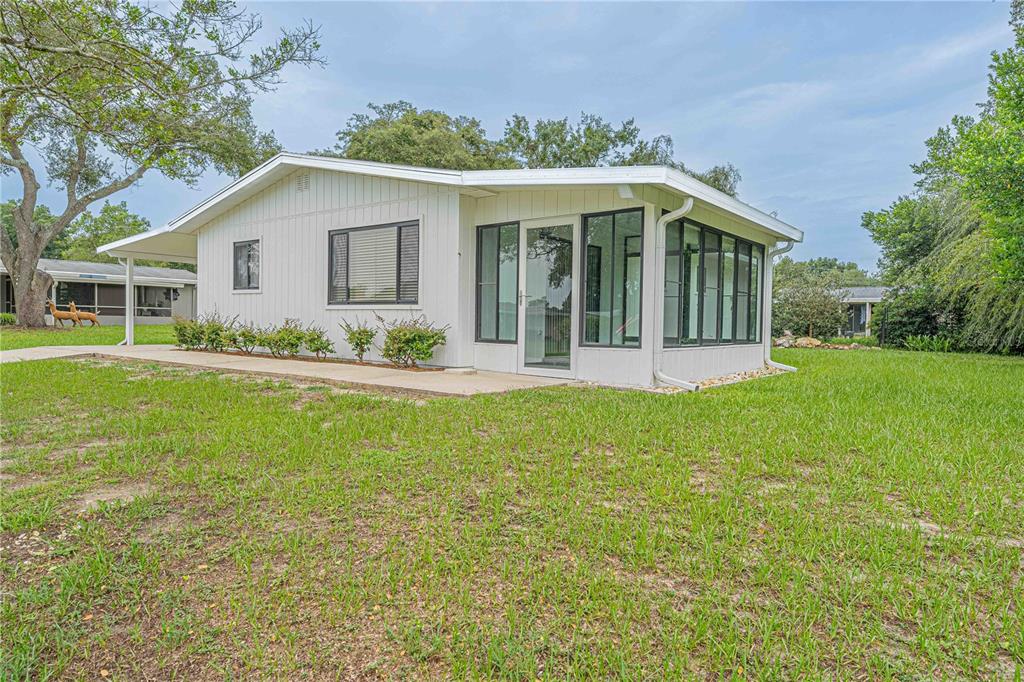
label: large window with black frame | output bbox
[663,219,763,346]
[328,220,419,305]
[476,222,519,343]
[581,208,644,347]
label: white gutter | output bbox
[765,240,797,372]
[652,198,700,391]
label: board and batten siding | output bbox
[195,168,466,366]
[467,185,663,384]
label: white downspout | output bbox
[765,241,796,372]
[652,197,699,391]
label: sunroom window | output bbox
[476,222,519,343]
[581,208,643,347]
[663,219,763,346]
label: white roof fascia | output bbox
[97,155,803,259]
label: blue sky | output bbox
[15,1,1014,270]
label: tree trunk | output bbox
[12,259,54,328]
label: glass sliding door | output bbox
[520,221,575,371]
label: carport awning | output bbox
[97,229,197,264]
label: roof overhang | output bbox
[98,153,803,262]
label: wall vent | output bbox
[295,172,310,192]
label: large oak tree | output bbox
[0,0,321,326]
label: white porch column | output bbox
[865,302,873,335]
[125,257,135,345]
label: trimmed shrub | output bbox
[260,319,305,357]
[230,322,261,354]
[200,313,234,352]
[0,312,16,326]
[340,319,375,362]
[172,316,204,350]
[304,324,336,360]
[376,314,448,367]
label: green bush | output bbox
[172,316,204,350]
[230,323,261,354]
[0,312,16,326]
[303,324,336,360]
[904,335,954,353]
[200,313,233,352]
[340,319,375,362]
[260,319,305,357]
[376,314,448,367]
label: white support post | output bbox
[125,257,135,345]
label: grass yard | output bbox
[1,349,1022,679]
[0,324,177,351]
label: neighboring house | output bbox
[98,154,804,387]
[838,286,887,336]
[0,258,196,325]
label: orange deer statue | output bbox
[46,300,79,327]
[69,301,100,326]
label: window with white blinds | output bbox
[328,221,419,304]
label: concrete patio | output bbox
[0,345,570,396]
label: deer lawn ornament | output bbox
[69,301,100,326]
[46,300,79,327]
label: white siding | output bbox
[192,170,778,385]
[196,169,464,366]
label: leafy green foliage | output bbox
[258,320,305,358]
[171,317,204,351]
[314,101,743,196]
[1,0,321,325]
[303,325,336,360]
[375,314,448,367]
[340,319,375,362]
[0,312,16,325]
[773,257,878,290]
[315,101,513,171]
[862,2,1024,354]
[772,285,846,339]
[1,201,69,259]
[904,335,954,353]
[229,323,262,355]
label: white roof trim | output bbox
[98,153,803,259]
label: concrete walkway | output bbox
[1,344,569,396]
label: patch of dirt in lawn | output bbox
[882,493,1024,550]
[137,511,185,543]
[75,482,154,512]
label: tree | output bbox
[315,102,744,196]
[913,0,1024,283]
[1,200,70,259]
[861,1,1024,354]
[773,256,878,290]
[314,101,514,171]
[0,0,322,325]
[772,285,846,339]
[59,201,148,263]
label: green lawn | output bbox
[0,324,176,351]
[2,349,1022,679]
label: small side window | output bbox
[233,240,260,291]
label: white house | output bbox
[98,154,803,388]
[839,286,888,337]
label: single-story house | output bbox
[98,154,804,388]
[0,258,196,325]
[838,286,888,336]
